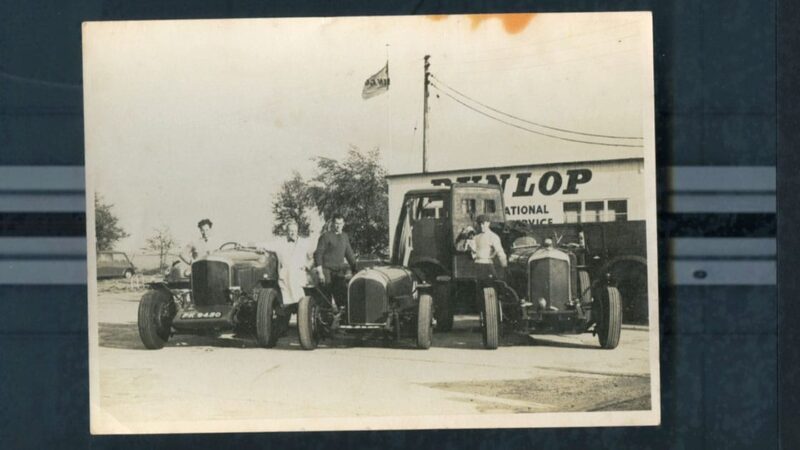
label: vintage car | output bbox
[137,242,290,349]
[485,237,622,349]
[390,183,623,349]
[296,265,434,350]
[96,251,137,279]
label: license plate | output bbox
[180,311,222,319]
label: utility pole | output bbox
[422,55,430,173]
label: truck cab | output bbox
[391,183,506,330]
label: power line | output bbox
[428,82,643,148]
[431,74,642,140]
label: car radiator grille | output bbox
[191,260,230,306]
[529,259,570,310]
[348,277,387,324]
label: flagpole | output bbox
[386,44,391,155]
[422,55,430,173]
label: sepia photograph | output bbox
[83,11,659,434]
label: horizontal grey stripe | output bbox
[0,166,776,193]
[0,260,87,285]
[0,166,84,191]
[668,166,775,192]
[0,237,87,255]
[673,260,776,285]
[670,194,776,213]
[0,193,778,214]
[0,238,776,259]
[0,193,86,212]
[0,259,776,286]
[670,238,775,257]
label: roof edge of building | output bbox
[386,157,645,179]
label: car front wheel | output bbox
[297,295,318,350]
[256,288,281,348]
[597,286,622,349]
[416,294,433,349]
[137,290,175,349]
[481,287,499,350]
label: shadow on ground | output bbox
[98,316,606,351]
[425,374,651,413]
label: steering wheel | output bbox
[218,241,241,251]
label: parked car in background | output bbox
[97,251,137,279]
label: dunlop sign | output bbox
[429,169,593,224]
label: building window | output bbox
[608,200,628,221]
[563,202,582,223]
[461,198,476,215]
[584,201,604,223]
[484,199,496,214]
[563,199,628,223]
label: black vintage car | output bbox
[296,265,434,350]
[137,242,290,349]
[487,237,622,349]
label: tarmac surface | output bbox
[94,284,654,431]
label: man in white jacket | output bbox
[258,220,315,306]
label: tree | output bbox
[271,171,312,238]
[94,193,129,251]
[307,147,389,256]
[144,226,177,272]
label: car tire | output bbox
[137,290,174,349]
[124,269,134,279]
[416,294,433,349]
[597,286,622,349]
[256,288,281,348]
[433,283,454,332]
[481,287,499,350]
[578,270,592,303]
[298,295,318,350]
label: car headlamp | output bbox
[538,297,547,310]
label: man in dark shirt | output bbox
[314,213,357,309]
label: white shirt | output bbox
[182,236,215,264]
[258,237,314,304]
[470,230,507,266]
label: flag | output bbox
[362,62,390,100]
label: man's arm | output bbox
[344,234,357,273]
[313,233,327,268]
[493,234,508,267]
[179,242,195,265]
[313,234,328,283]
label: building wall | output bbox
[386,158,646,250]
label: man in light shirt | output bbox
[180,218,215,265]
[469,214,508,280]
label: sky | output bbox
[82,12,654,253]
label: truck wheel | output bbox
[433,283,454,332]
[578,270,592,303]
[137,290,175,349]
[256,288,281,348]
[597,286,622,349]
[416,294,433,349]
[298,296,318,350]
[481,287,499,350]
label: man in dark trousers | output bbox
[314,213,357,310]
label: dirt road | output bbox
[94,288,653,430]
